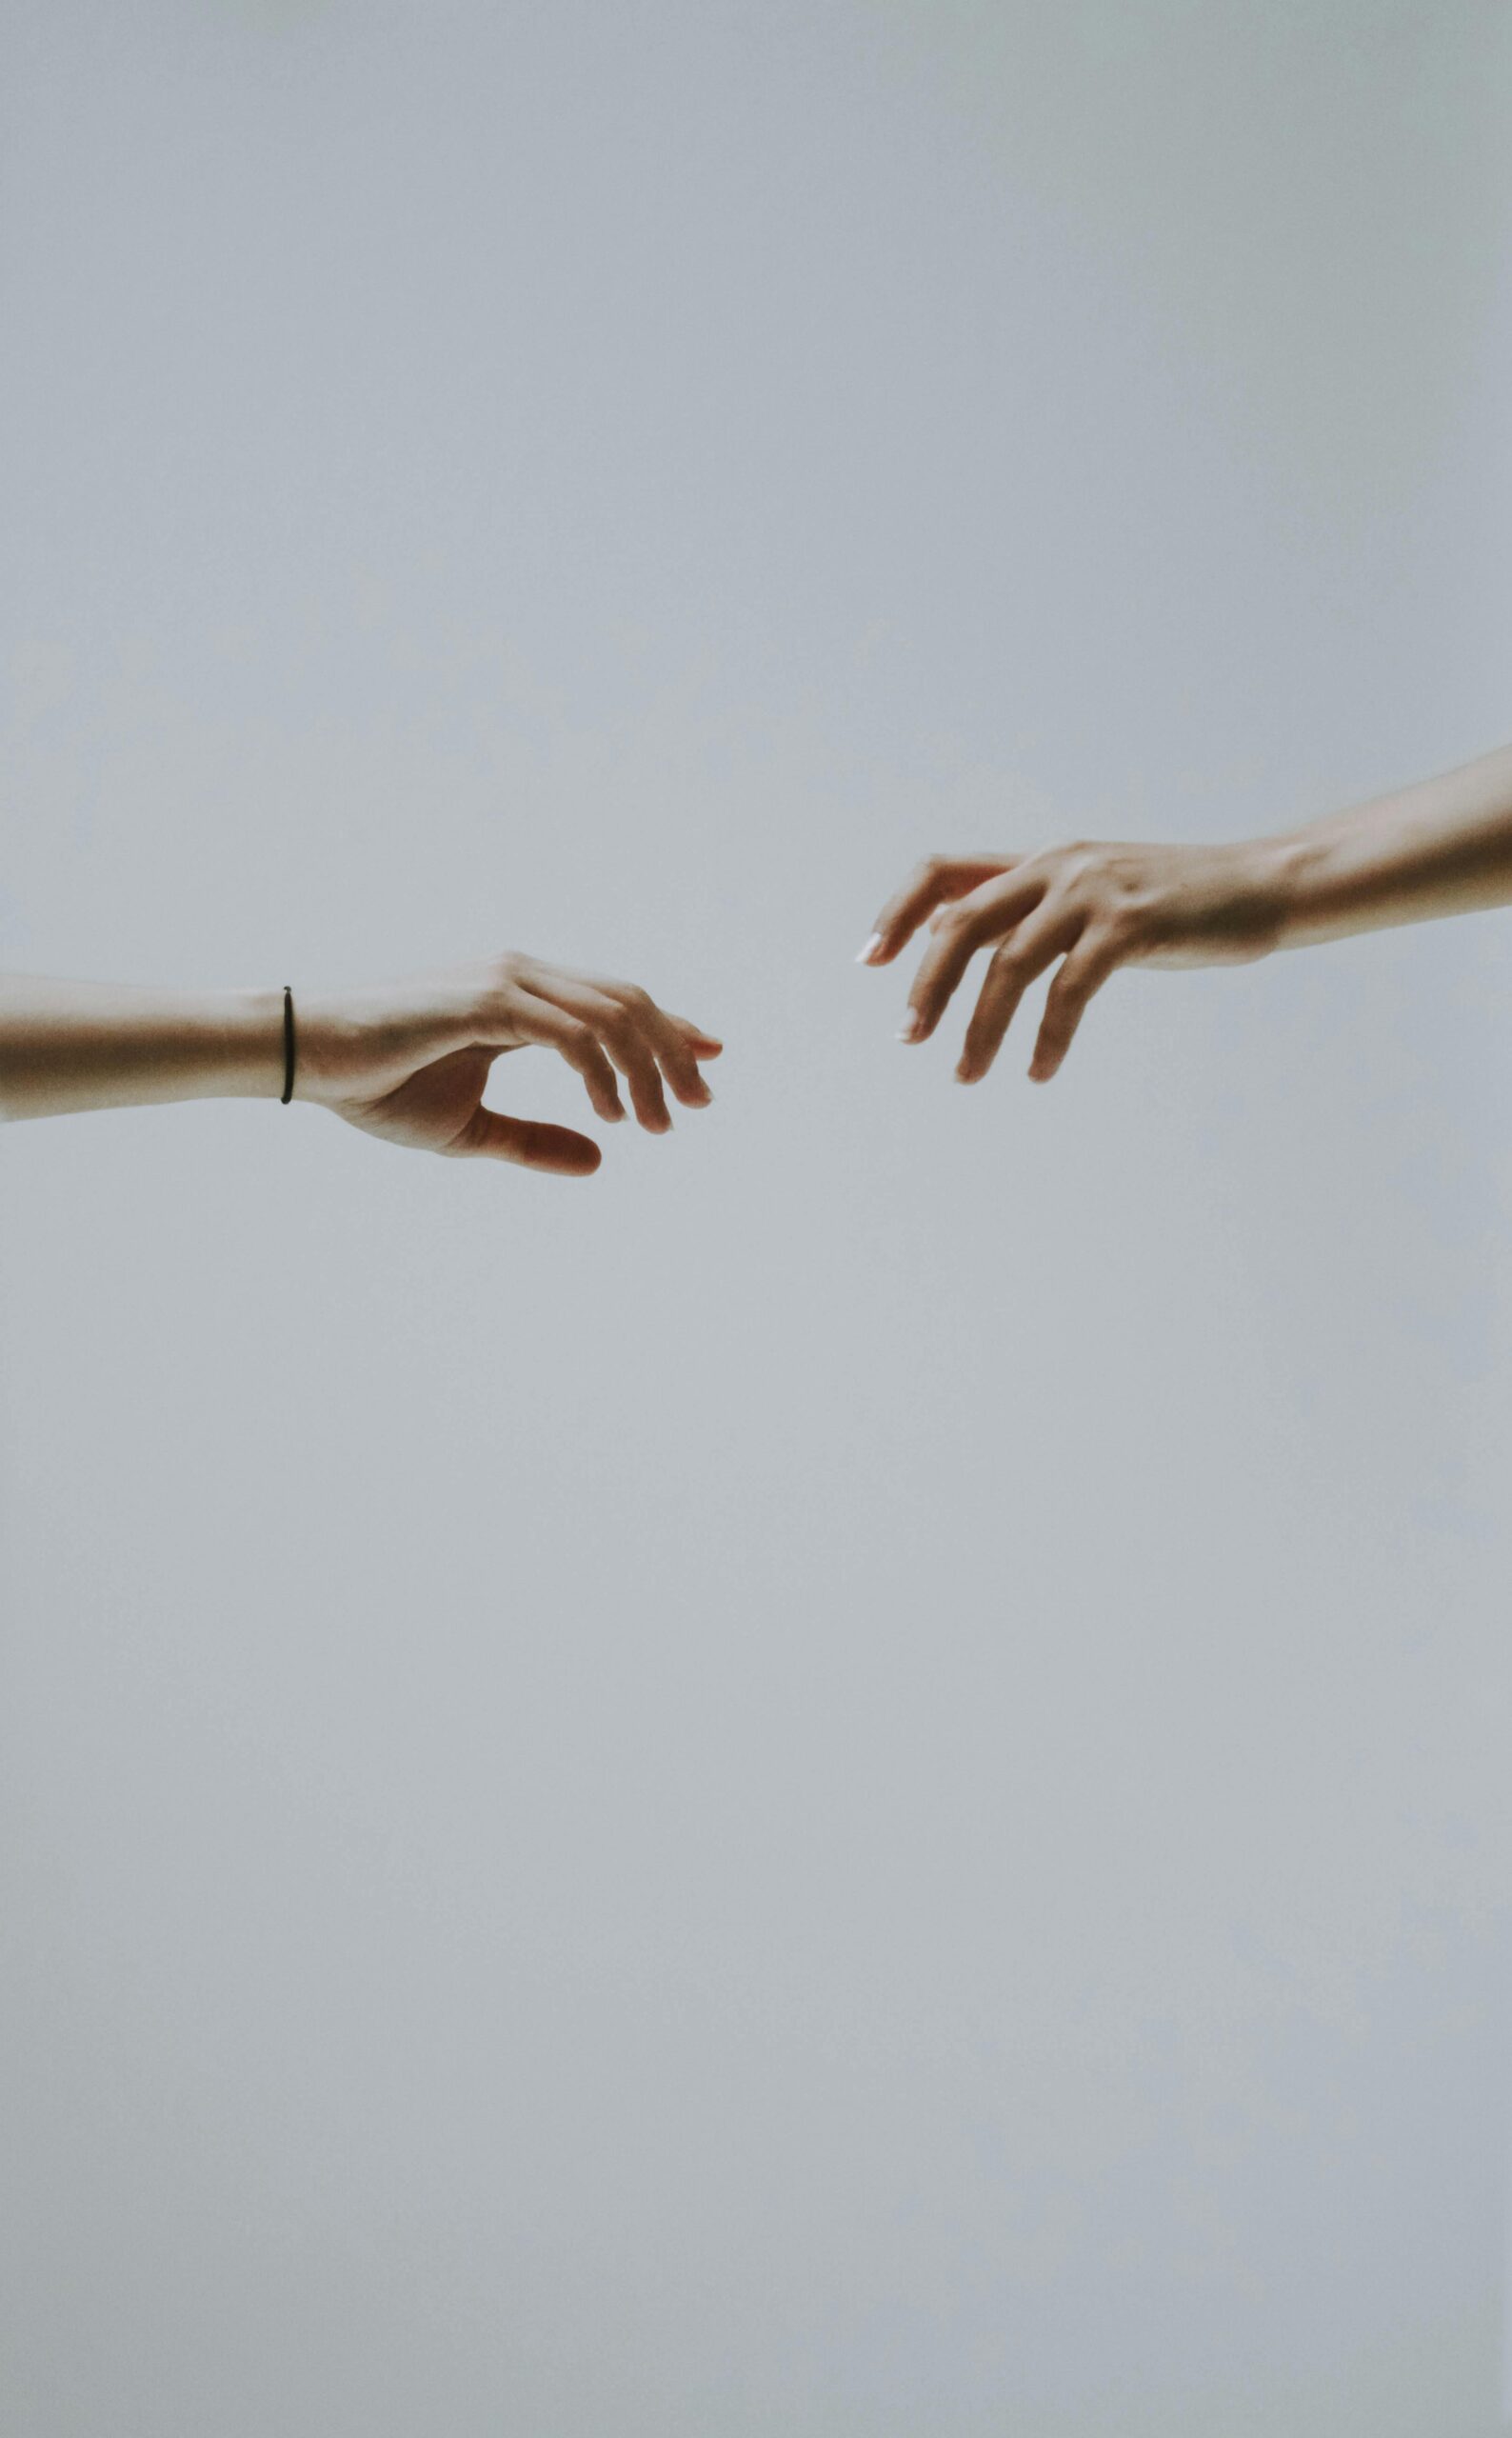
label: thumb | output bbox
[448,1108,603,1175]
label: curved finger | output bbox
[597,985,717,1109]
[859,853,1018,966]
[956,909,1077,1080]
[902,868,1047,1042]
[447,1109,602,1175]
[643,992,732,1105]
[1028,935,1121,1082]
[544,984,673,1133]
[508,992,626,1123]
[666,1012,724,1059]
[647,1014,715,1108]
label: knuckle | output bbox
[1041,845,1091,896]
[937,912,981,963]
[1066,843,1115,896]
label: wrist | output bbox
[279,989,364,1107]
[1174,834,1309,960]
[1236,831,1324,951]
[217,987,291,1099]
[1253,820,1413,950]
[1271,834,1316,946]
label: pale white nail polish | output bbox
[856,934,883,964]
[898,1010,924,1042]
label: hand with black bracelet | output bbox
[0,951,723,1176]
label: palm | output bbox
[332,1045,515,1156]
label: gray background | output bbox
[3,3,1512,2431]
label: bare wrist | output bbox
[1254,824,1406,950]
[1244,832,1322,950]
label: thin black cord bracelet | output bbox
[280,985,296,1105]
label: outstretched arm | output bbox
[0,953,722,1175]
[858,740,1512,1084]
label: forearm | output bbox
[0,977,287,1120]
[1261,741,1512,949]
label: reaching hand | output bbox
[297,951,723,1173]
[857,840,1288,1083]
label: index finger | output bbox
[858,854,1020,966]
[902,864,1050,1040]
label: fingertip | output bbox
[675,1023,723,1057]
[666,1074,712,1109]
[545,1137,603,1175]
[527,1119,604,1174]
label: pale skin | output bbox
[6,740,1511,1148]
[0,952,723,1176]
[858,740,1512,1083]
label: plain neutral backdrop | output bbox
[3,4,1512,2432]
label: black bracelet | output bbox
[281,985,296,1105]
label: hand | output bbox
[857,839,1288,1083]
[296,951,723,1173]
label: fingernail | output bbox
[898,1009,925,1042]
[856,934,884,964]
[954,1061,976,1084]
